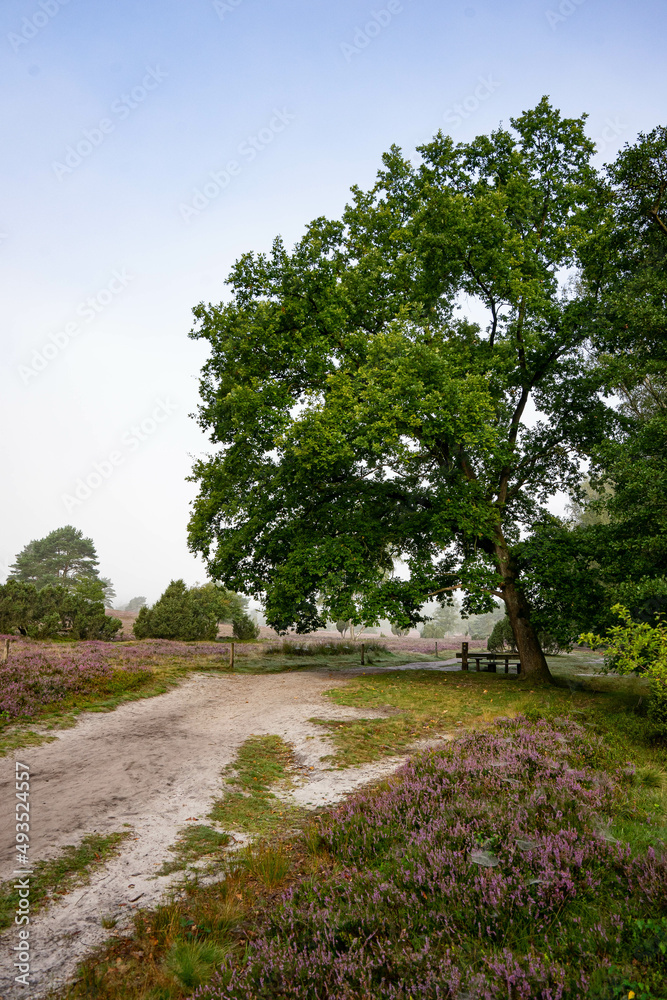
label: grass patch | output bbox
[208,735,305,834]
[237,842,292,889]
[156,825,232,876]
[314,663,658,769]
[264,639,389,657]
[221,645,437,674]
[164,938,233,990]
[0,831,131,930]
[61,843,324,1000]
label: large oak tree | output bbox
[187,99,630,682]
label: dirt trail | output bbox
[0,669,426,998]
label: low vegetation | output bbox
[57,662,667,1000]
[0,831,131,930]
[195,716,667,1000]
[208,735,305,835]
[0,637,441,756]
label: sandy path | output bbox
[0,669,423,998]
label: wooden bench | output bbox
[455,641,522,675]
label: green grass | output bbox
[0,831,132,930]
[220,644,438,674]
[156,825,232,876]
[208,734,306,834]
[314,660,658,769]
[164,938,233,990]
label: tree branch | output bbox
[464,259,499,347]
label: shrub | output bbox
[487,616,516,651]
[133,580,218,641]
[265,640,387,657]
[420,621,445,639]
[488,617,562,655]
[232,613,260,641]
[0,580,121,640]
[581,604,667,737]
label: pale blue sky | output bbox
[2,0,664,604]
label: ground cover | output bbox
[0,831,131,931]
[55,668,667,1000]
[312,655,651,768]
[196,716,667,1000]
[157,736,306,877]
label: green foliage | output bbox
[466,603,505,639]
[186,97,641,683]
[420,601,462,638]
[9,525,102,590]
[164,939,231,989]
[125,595,147,612]
[582,604,667,676]
[582,605,667,738]
[0,580,121,640]
[132,580,219,641]
[390,623,409,637]
[488,616,516,651]
[231,611,260,640]
[487,615,561,655]
[190,582,248,623]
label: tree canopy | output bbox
[9,526,103,591]
[187,99,664,682]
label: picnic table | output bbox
[455,641,522,675]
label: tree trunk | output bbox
[494,533,553,684]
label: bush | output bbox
[232,613,260,641]
[391,623,409,637]
[0,580,121,640]
[488,617,562,655]
[487,617,516,651]
[647,673,667,738]
[133,580,218,641]
[265,640,387,657]
[420,621,445,639]
[581,604,667,736]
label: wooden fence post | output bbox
[435,641,438,658]
[360,643,365,666]
[0,638,10,664]
[230,642,235,670]
[461,641,469,671]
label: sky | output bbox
[2,0,665,607]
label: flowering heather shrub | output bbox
[0,637,152,719]
[196,718,667,999]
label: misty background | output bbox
[2,0,664,607]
